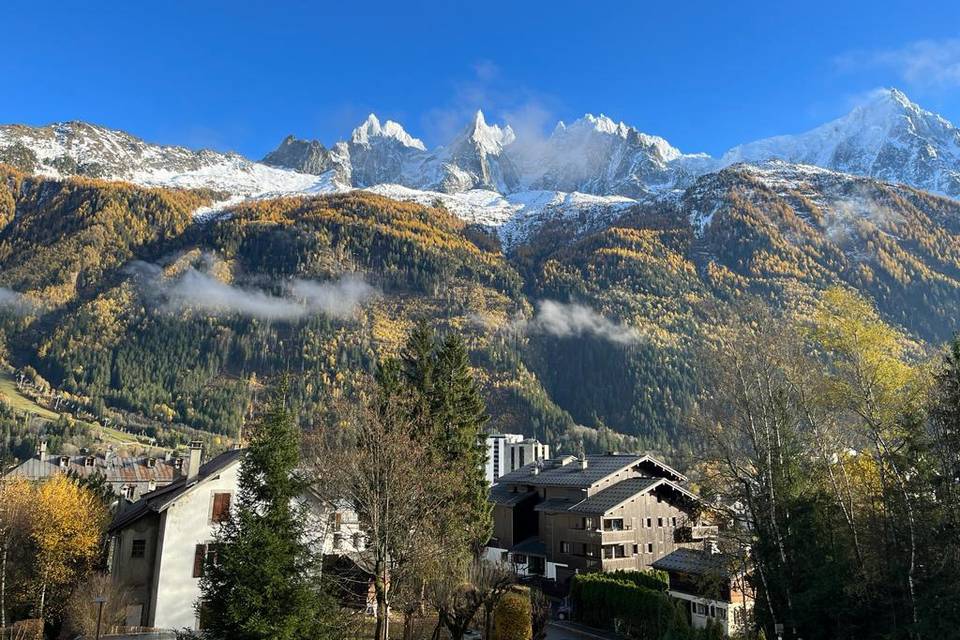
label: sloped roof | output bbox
[109,449,244,532]
[652,548,731,577]
[510,537,547,556]
[497,454,646,489]
[7,454,178,484]
[489,483,537,507]
[534,498,578,513]
[567,477,662,514]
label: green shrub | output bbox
[570,571,683,640]
[495,587,532,640]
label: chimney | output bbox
[186,441,202,483]
[579,456,589,471]
[36,439,47,463]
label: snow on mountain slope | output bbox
[721,89,960,198]
[6,88,960,249]
[520,114,714,197]
[0,121,331,196]
[365,184,637,248]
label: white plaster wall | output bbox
[151,463,240,630]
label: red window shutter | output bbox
[193,544,206,578]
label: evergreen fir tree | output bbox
[430,334,493,550]
[199,386,337,640]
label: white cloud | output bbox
[129,260,377,321]
[519,300,643,345]
[836,38,960,89]
[0,288,33,315]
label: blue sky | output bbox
[3,1,960,158]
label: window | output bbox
[131,539,146,558]
[121,485,135,500]
[671,517,677,527]
[603,518,624,531]
[512,553,527,565]
[633,544,639,555]
[529,556,545,575]
[211,493,231,523]
[329,511,342,532]
[695,602,708,616]
[716,607,727,621]
[646,543,653,553]
[614,545,626,558]
[646,517,652,528]
[333,533,343,550]
[584,517,596,530]
[352,532,364,549]
[603,546,614,559]
[561,541,571,554]
[193,543,219,578]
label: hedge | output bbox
[570,571,685,640]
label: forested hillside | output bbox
[3,162,960,458]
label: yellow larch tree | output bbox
[30,474,108,621]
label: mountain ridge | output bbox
[3,88,960,251]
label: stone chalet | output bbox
[485,452,716,585]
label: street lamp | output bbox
[93,596,107,640]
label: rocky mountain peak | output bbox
[350,113,425,150]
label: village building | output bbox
[5,439,179,501]
[484,433,550,485]
[485,452,715,584]
[652,547,755,636]
[107,442,365,632]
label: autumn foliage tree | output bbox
[30,474,108,621]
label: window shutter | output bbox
[193,544,206,578]
[212,493,231,522]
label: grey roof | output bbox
[534,498,578,513]
[652,548,731,577]
[568,477,662,514]
[489,483,538,507]
[109,449,244,533]
[7,454,178,484]
[510,537,547,556]
[497,454,646,489]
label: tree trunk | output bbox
[37,580,46,622]
[1,541,6,629]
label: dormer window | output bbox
[84,456,96,467]
[58,456,70,468]
[146,457,157,469]
[121,485,135,500]
[173,458,184,470]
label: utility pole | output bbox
[93,596,106,640]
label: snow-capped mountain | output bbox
[4,88,960,248]
[0,121,324,196]
[519,114,713,197]
[721,89,960,198]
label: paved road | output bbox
[546,621,622,640]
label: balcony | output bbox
[600,528,637,544]
[565,528,602,544]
